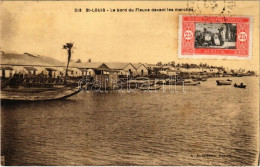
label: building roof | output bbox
[0,66,13,70]
[24,67,38,71]
[1,53,53,66]
[144,63,158,68]
[0,52,67,67]
[45,67,57,71]
[37,55,66,66]
[106,62,134,70]
[70,62,109,69]
[132,63,148,70]
[132,63,142,69]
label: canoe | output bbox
[192,77,207,82]
[1,86,80,101]
[184,81,200,86]
[216,79,232,85]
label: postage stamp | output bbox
[178,15,253,60]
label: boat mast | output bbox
[63,43,73,78]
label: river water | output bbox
[1,77,259,166]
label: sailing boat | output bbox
[1,43,81,101]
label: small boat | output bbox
[139,85,161,91]
[192,77,207,82]
[216,79,232,85]
[1,86,80,101]
[234,83,246,89]
[183,79,200,86]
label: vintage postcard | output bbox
[0,0,259,166]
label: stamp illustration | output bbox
[178,15,252,59]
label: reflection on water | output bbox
[1,77,259,166]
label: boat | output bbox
[1,86,80,101]
[183,79,200,86]
[192,76,207,82]
[216,79,232,85]
[234,83,246,89]
[1,43,81,101]
[139,85,161,91]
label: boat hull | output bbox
[234,85,247,89]
[1,86,80,101]
[216,80,232,85]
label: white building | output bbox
[106,62,136,76]
[70,62,111,76]
[132,63,148,76]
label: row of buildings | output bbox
[0,52,149,79]
[1,52,250,80]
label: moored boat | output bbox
[183,79,200,86]
[1,43,81,101]
[1,86,80,101]
[216,79,232,85]
[192,76,207,82]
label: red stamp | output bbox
[178,15,252,59]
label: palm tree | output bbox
[63,43,73,77]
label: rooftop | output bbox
[0,52,66,67]
[106,62,133,70]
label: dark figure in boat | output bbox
[234,82,246,88]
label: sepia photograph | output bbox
[0,0,259,166]
[194,23,237,49]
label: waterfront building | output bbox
[106,62,136,76]
[132,63,148,76]
[0,52,53,78]
[70,62,110,77]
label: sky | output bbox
[0,1,259,72]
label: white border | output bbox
[178,15,253,60]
